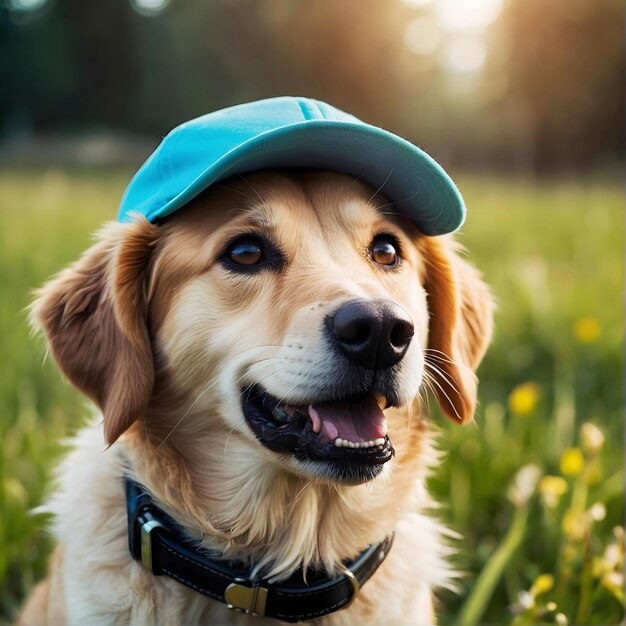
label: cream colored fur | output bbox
[19,171,492,626]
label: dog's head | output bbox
[32,170,492,487]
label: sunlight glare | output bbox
[403,0,433,8]
[435,0,503,31]
[9,0,47,10]
[440,36,486,73]
[404,17,442,55]
[130,0,170,16]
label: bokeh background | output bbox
[0,1,623,624]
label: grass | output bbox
[0,169,623,624]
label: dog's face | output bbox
[151,171,430,484]
[32,170,492,488]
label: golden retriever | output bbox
[19,170,492,625]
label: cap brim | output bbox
[126,121,465,236]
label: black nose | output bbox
[329,299,414,370]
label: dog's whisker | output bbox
[214,184,259,204]
[236,173,265,204]
[292,481,314,507]
[424,360,462,396]
[245,357,282,377]
[223,424,240,454]
[239,365,287,400]
[150,377,221,457]
[373,186,421,214]
[330,482,362,511]
[424,348,468,368]
[346,169,370,190]
[422,370,463,422]
[366,168,394,206]
[417,381,432,415]
[424,349,475,376]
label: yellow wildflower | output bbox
[560,447,584,476]
[572,317,601,344]
[530,573,554,597]
[508,382,541,416]
[539,475,568,508]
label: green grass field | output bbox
[0,169,623,624]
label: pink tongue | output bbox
[311,394,388,445]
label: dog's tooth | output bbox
[373,393,388,410]
[308,405,322,434]
[332,437,384,449]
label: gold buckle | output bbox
[140,516,166,573]
[224,582,268,617]
[341,567,361,610]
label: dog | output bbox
[18,166,492,625]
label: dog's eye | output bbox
[225,238,264,265]
[370,235,400,267]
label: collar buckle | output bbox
[224,580,268,617]
[139,510,167,574]
[341,566,361,610]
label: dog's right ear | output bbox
[30,218,160,445]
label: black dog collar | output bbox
[126,478,393,622]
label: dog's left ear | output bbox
[30,217,160,444]
[420,236,493,423]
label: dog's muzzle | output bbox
[241,299,415,484]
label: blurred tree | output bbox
[0,2,78,133]
[0,0,623,172]
[499,0,624,172]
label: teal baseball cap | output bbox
[117,96,465,235]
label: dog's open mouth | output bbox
[242,385,395,482]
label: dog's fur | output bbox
[19,170,492,625]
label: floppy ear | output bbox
[420,236,493,423]
[31,217,160,444]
